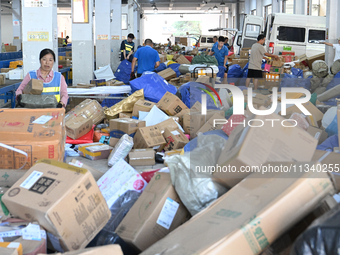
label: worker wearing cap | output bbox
[323,38,340,62]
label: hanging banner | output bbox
[97,35,109,40]
[111,35,120,40]
[72,0,89,23]
[27,32,49,42]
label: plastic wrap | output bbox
[166,134,229,215]
[191,55,218,66]
[108,134,134,167]
[316,135,339,151]
[291,204,340,255]
[87,190,140,255]
[313,86,326,95]
[168,63,181,77]
[303,71,313,79]
[20,94,58,108]
[310,76,323,93]
[331,59,340,74]
[320,74,334,88]
[129,73,177,103]
[312,60,329,78]
[325,115,338,136]
[321,106,337,129]
[325,71,340,91]
[104,89,144,119]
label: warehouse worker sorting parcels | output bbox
[209,36,229,79]
[16,48,69,108]
[120,33,135,62]
[246,34,279,90]
[130,39,160,80]
[323,38,340,62]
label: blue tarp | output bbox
[168,63,181,77]
[183,130,229,152]
[279,74,312,91]
[326,71,340,91]
[316,135,339,151]
[114,60,134,84]
[129,72,177,103]
[155,63,167,72]
[217,66,226,79]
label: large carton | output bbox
[5,45,17,52]
[23,79,44,95]
[163,128,189,151]
[239,49,249,59]
[68,159,104,181]
[117,173,190,252]
[128,149,155,166]
[159,54,167,63]
[132,99,156,118]
[141,170,335,255]
[158,68,177,81]
[216,113,318,188]
[0,109,65,170]
[97,158,148,208]
[156,118,181,134]
[176,55,190,64]
[133,126,166,149]
[196,113,226,135]
[65,99,105,140]
[45,245,123,255]
[157,92,188,116]
[307,126,328,145]
[2,159,111,251]
[109,118,146,138]
[231,59,248,68]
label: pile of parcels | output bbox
[3,85,340,254]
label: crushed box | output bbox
[2,159,111,251]
[133,126,166,149]
[163,128,189,151]
[157,92,188,116]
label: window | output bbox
[308,29,325,42]
[237,35,242,46]
[201,37,206,43]
[251,9,256,15]
[283,0,294,14]
[207,37,214,43]
[245,24,261,38]
[278,26,305,42]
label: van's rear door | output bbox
[241,15,264,48]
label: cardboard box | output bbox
[133,126,166,149]
[69,159,104,181]
[119,112,132,118]
[0,109,65,170]
[97,158,148,208]
[66,51,72,58]
[307,126,328,145]
[78,143,113,160]
[176,55,190,64]
[156,118,181,134]
[159,54,167,63]
[158,68,177,81]
[179,37,187,46]
[117,173,190,252]
[65,99,105,140]
[109,118,146,138]
[196,113,227,135]
[243,90,271,109]
[5,45,17,52]
[0,170,27,187]
[0,242,22,255]
[141,169,335,255]
[128,149,156,166]
[215,112,318,188]
[263,80,280,89]
[307,53,325,69]
[132,99,156,118]
[90,79,106,86]
[48,245,123,255]
[157,92,189,116]
[231,59,248,68]
[2,159,111,251]
[163,128,189,151]
[239,49,249,59]
[22,79,43,95]
[1,68,14,73]
[174,109,190,127]
[0,74,5,86]
[109,137,120,147]
[281,101,324,126]
[182,110,225,138]
[222,115,246,136]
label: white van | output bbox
[264,13,326,57]
[198,35,216,48]
[240,13,326,58]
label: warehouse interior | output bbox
[1,0,340,254]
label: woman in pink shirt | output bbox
[16,48,69,108]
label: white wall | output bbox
[121,4,129,39]
[250,0,256,11]
[1,15,13,45]
[263,0,272,6]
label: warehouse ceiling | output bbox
[0,0,241,14]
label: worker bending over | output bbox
[209,36,229,79]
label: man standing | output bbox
[209,36,229,78]
[130,39,160,80]
[167,38,171,47]
[224,37,230,49]
[323,38,340,62]
[246,34,279,89]
[120,33,135,62]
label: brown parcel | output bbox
[159,54,167,63]
[0,74,5,86]
[307,126,328,145]
[1,68,14,73]
[243,90,271,109]
[231,59,248,68]
[132,99,156,118]
[163,128,189,151]
[65,99,105,140]
[0,246,20,255]
[39,244,123,255]
[182,110,224,137]
[176,55,190,64]
[109,118,146,138]
[0,108,65,170]
[119,112,132,118]
[156,118,180,134]
[23,79,44,95]
[69,159,104,181]
[128,149,155,166]
[215,112,318,188]
[133,126,166,149]
[196,113,227,135]
[157,68,177,81]
[117,173,190,252]
[239,50,249,59]
[141,169,335,255]
[2,159,111,252]
[157,92,188,116]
